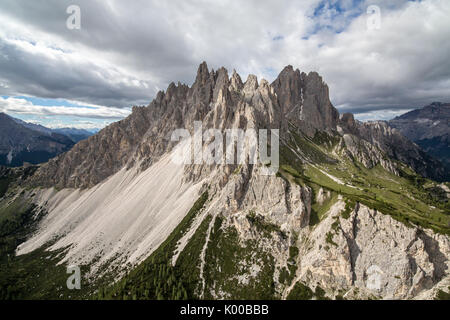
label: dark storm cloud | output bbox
[0,38,155,108]
[0,0,200,108]
[0,0,449,120]
[0,0,198,83]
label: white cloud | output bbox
[24,119,106,130]
[0,0,449,121]
[353,108,413,121]
[0,96,131,119]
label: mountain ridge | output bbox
[0,112,75,167]
[388,102,450,171]
[11,116,95,143]
[28,62,448,189]
[1,62,449,300]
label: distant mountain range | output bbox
[0,113,94,167]
[51,128,96,143]
[389,102,450,170]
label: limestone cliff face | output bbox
[193,163,450,299]
[271,65,339,136]
[291,201,449,299]
[29,62,446,188]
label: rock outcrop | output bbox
[290,201,449,299]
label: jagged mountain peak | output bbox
[194,61,210,84]
[243,73,259,91]
[27,62,448,190]
[230,69,243,91]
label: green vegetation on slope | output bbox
[287,281,331,300]
[0,177,11,199]
[435,287,450,300]
[310,190,339,226]
[281,126,337,166]
[279,129,450,235]
[305,163,449,234]
[246,211,286,239]
[286,282,314,300]
[0,193,94,300]
[203,216,276,299]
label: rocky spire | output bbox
[300,71,339,133]
[193,61,210,86]
[339,112,358,135]
[212,67,230,103]
[271,66,339,136]
[271,66,302,109]
[230,69,243,91]
[190,61,215,107]
[243,74,258,99]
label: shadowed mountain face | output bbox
[0,113,74,167]
[12,118,94,143]
[389,102,450,171]
[51,128,94,143]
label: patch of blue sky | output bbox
[272,35,284,41]
[262,67,278,80]
[2,95,120,129]
[304,0,366,38]
[46,45,70,54]
[14,96,97,109]
[313,0,366,16]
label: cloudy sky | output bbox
[0,0,449,128]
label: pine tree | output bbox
[171,286,176,299]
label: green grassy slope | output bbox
[279,129,449,235]
[0,194,93,299]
